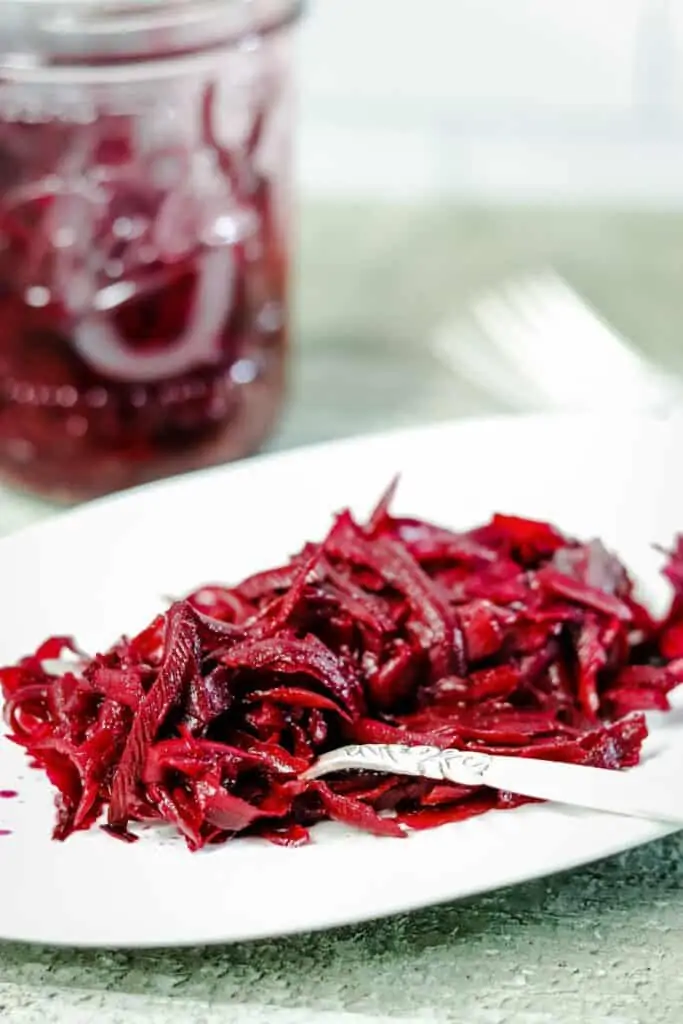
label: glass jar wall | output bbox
[0,0,302,500]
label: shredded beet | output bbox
[2,491,682,849]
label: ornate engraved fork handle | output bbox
[303,742,683,826]
[302,743,494,788]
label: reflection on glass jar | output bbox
[0,0,302,501]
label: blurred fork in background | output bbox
[432,271,683,414]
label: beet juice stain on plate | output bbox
[0,0,304,502]
[0,788,17,835]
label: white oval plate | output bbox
[2,414,683,948]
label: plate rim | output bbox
[0,410,655,550]
[1,411,681,948]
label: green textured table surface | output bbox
[2,201,683,1024]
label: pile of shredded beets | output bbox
[3,483,683,850]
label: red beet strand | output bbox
[1,490,681,849]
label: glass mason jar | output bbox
[0,0,302,501]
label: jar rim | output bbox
[0,0,304,70]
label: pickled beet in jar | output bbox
[0,0,302,501]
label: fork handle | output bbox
[303,743,683,826]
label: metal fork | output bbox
[303,741,683,826]
[432,270,682,414]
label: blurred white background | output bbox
[297,0,683,202]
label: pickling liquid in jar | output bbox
[0,0,302,501]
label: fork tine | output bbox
[471,292,565,408]
[495,277,628,409]
[432,319,548,411]
[485,273,678,411]
[473,283,617,410]
[544,276,681,405]
[517,273,646,375]
[432,271,682,414]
